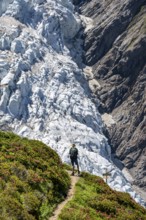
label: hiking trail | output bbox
[49,171,80,220]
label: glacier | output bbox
[0,0,145,206]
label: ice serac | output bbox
[0,0,14,16]
[0,0,145,206]
[79,0,146,200]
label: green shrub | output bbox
[94,199,117,215]
[115,191,135,207]
[62,163,72,171]
[59,172,146,220]
[96,185,105,193]
[116,209,146,220]
[0,131,71,220]
[59,205,104,220]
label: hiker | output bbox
[69,144,80,176]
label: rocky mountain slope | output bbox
[78,0,146,193]
[0,0,145,206]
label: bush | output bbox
[0,131,71,219]
[94,199,117,215]
[59,172,146,220]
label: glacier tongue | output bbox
[0,0,145,206]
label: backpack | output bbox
[70,147,78,158]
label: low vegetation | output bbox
[59,172,146,220]
[0,131,70,220]
[0,131,146,220]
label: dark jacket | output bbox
[69,147,78,159]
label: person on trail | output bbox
[69,144,80,176]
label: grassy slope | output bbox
[0,131,70,220]
[59,172,146,220]
[0,131,146,220]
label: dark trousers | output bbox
[70,157,79,174]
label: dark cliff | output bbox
[78,0,146,191]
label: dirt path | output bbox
[49,172,80,220]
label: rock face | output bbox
[79,0,146,191]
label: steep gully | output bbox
[74,0,146,201]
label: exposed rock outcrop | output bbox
[79,0,146,191]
